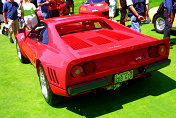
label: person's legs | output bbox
[164,9,175,49]
[0,14,4,33]
[31,17,38,28]
[49,10,53,18]
[25,18,32,29]
[0,21,1,34]
[71,4,74,14]
[7,19,14,43]
[120,9,126,25]
[52,9,59,17]
[18,17,23,28]
[130,15,141,32]
[163,9,172,40]
[13,19,19,43]
[109,5,116,20]
[66,0,70,9]
[7,19,19,43]
[41,10,50,20]
[13,19,19,34]
[120,1,127,25]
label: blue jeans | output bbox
[163,9,174,41]
[130,15,141,32]
[18,17,23,28]
[41,10,50,20]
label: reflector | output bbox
[148,46,159,58]
[71,65,84,78]
[158,45,167,56]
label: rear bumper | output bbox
[68,59,171,95]
[138,59,171,74]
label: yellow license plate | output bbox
[114,70,133,83]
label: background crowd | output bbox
[0,0,176,49]
[0,0,74,43]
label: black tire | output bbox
[2,27,5,35]
[38,64,63,106]
[154,14,165,34]
[16,41,29,63]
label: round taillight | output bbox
[148,46,159,58]
[105,5,109,9]
[158,45,167,56]
[71,65,84,78]
[80,7,87,11]
[83,61,96,75]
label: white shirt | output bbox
[2,0,6,3]
[109,0,116,6]
[126,0,149,6]
[21,3,37,18]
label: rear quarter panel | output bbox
[35,24,77,92]
[36,44,70,89]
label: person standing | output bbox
[21,0,38,30]
[48,0,59,18]
[37,0,50,19]
[109,0,116,21]
[126,0,149,32]
[2,0,21,43]
[118,0,127,25]
[66,0,74,15]
[163,0,176,49]
[0,0,4,33]
[15,0,23,28]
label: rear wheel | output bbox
[16,41,29,63]
[154,14,165,33]
[38,64,63,106]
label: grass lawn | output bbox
[0,0,176,118]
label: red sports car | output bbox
[79,0,109,17]
[36,0,69,20]
[16,14,170,105]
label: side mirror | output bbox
[18,28,25,33]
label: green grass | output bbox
[1,0,176,118]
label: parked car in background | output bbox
[79,0,109,17]
[16,14,170,105]
[148,3,176,33]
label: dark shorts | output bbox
[66,0,74,8]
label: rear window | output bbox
[56,20,112,36]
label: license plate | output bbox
[114,70,133,83]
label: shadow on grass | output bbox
[170,30,176,46]
[53,71,176,117]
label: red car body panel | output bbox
[79,1,109,17]
[16,14,170,97]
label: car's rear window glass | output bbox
[56,20,112,36]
